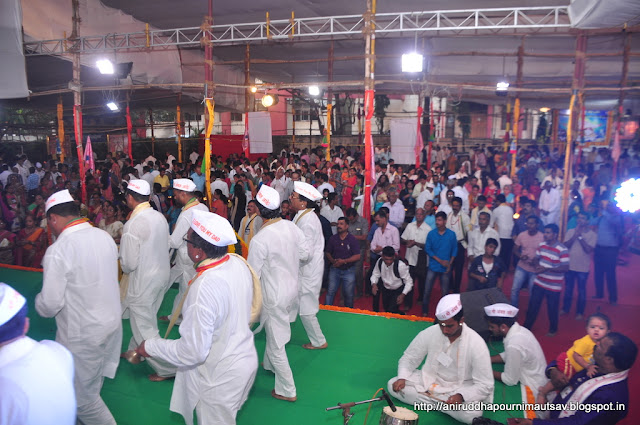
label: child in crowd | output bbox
[537,312,611,404]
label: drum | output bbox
[379,406,419,425]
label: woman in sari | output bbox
[373,174,389,212]
[229,183,247,231]
[98,201,123,244]
[211,189,228,219]
[0,218,15,265]
[15,215,47,268]
[27,194,46,226]
[341,168,357,209]
[482,175,499,205]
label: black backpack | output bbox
[376,257,408,279]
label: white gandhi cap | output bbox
[173,178,196,192]
[435,294,463,321]
[256,185,280,210]
[293,181,322,202]
[484,303,519,318]
[45,189,74,213]
[127,179,151,196]
[191,210,238,247]
[0,283,26,326]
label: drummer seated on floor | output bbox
[387,294,494,424]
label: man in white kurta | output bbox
[138,211,257,425]
[120,180,174,379]
[36,190,122,425]
[387,294,494,424]
[0,284,76,425]
[485,303,547,406]
[164,179,210,321]
[539,181,561,226]
[467,212,501,261]
[290,182,327,349]
[248,185,309,401]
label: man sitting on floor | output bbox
[485,303,547,406]
[387,294,494,424]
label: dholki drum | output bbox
[379,406,419,425]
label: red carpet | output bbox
[322,252,640,424]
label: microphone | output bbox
[381,389,397,412]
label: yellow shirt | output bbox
[566,334,595,372]
[153,174,170,192]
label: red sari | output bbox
[15,227,47,268]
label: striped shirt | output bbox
[534,241,569,292]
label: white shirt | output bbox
[210,179,229,198]
[370,258,413,294]
[0,170,11,187]
[0,337,76,425]
[248,219,310,348]
[144,155,157,165]
[446,211,471,248]
[497,175,513,190]
[453,186,470,214]
[468,227,501,258]
[401,221,432,266]
[416,189,434,210]
[141,172,155,188]
[36,222,122,407]
[294,210,325,315]
[397,324,494,403]
[189,151,199,164]
[492,204,515,239]
[320,205,343,235]
[120,205,171,308]
[382,200,406,228]
[498,323,548,399]
[146,256,257,425]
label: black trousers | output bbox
[594,245,618,303]
[368,254,381,311]
[380,283,405,314]
[499,238,514,270]
[450,242,466,293]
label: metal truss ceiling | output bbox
[24,6,571,56]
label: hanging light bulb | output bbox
[96,59,114,75]
[402,53,424,73]
[308,85,320,96]
[261,94,279,108]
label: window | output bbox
[230,112,243,122]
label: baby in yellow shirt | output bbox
[537,312,610,404]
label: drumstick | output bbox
[420,391,448,404]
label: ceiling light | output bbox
[539,107,550,113]
[106,102,119,111]
[309,86,320,96]
[496,81,509,91]
[96,59,114,75]
[261,94,278,108]
[250,86,258,93]
[402,53,424,73]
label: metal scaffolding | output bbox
[24,6,571,56]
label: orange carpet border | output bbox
[320,305,435,322]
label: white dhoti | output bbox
[387,374,481,425]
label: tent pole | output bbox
[203,0,214,209]
[71,0,86,204]
[560,33,587,238]
[149,108,155,157]
[177,93,183,163]
[57,96,65,163]
[363,0,376,224]
[613,32,630,182]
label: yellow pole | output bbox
[266,12,271,39]
[204,99,215,208]
[559,94,576,238]
[145,23,150,48]
[177,103,183,163]
[57,98,65,163]
[503,102,511,153]
[326,104,332,161]
[510,98,520,179]
[292,106,296,148]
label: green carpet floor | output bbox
[2,267,525,425]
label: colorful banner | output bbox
[84,136,95,173]
[558,110,608,147]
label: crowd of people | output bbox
[0,140,638,425]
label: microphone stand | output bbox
[326,394,387,425]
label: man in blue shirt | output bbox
[190,167,206,193]
[591,201,624,304]
[423,211,458,316]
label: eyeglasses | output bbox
[183,237,196,246]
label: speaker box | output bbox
[460,288,509,340]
